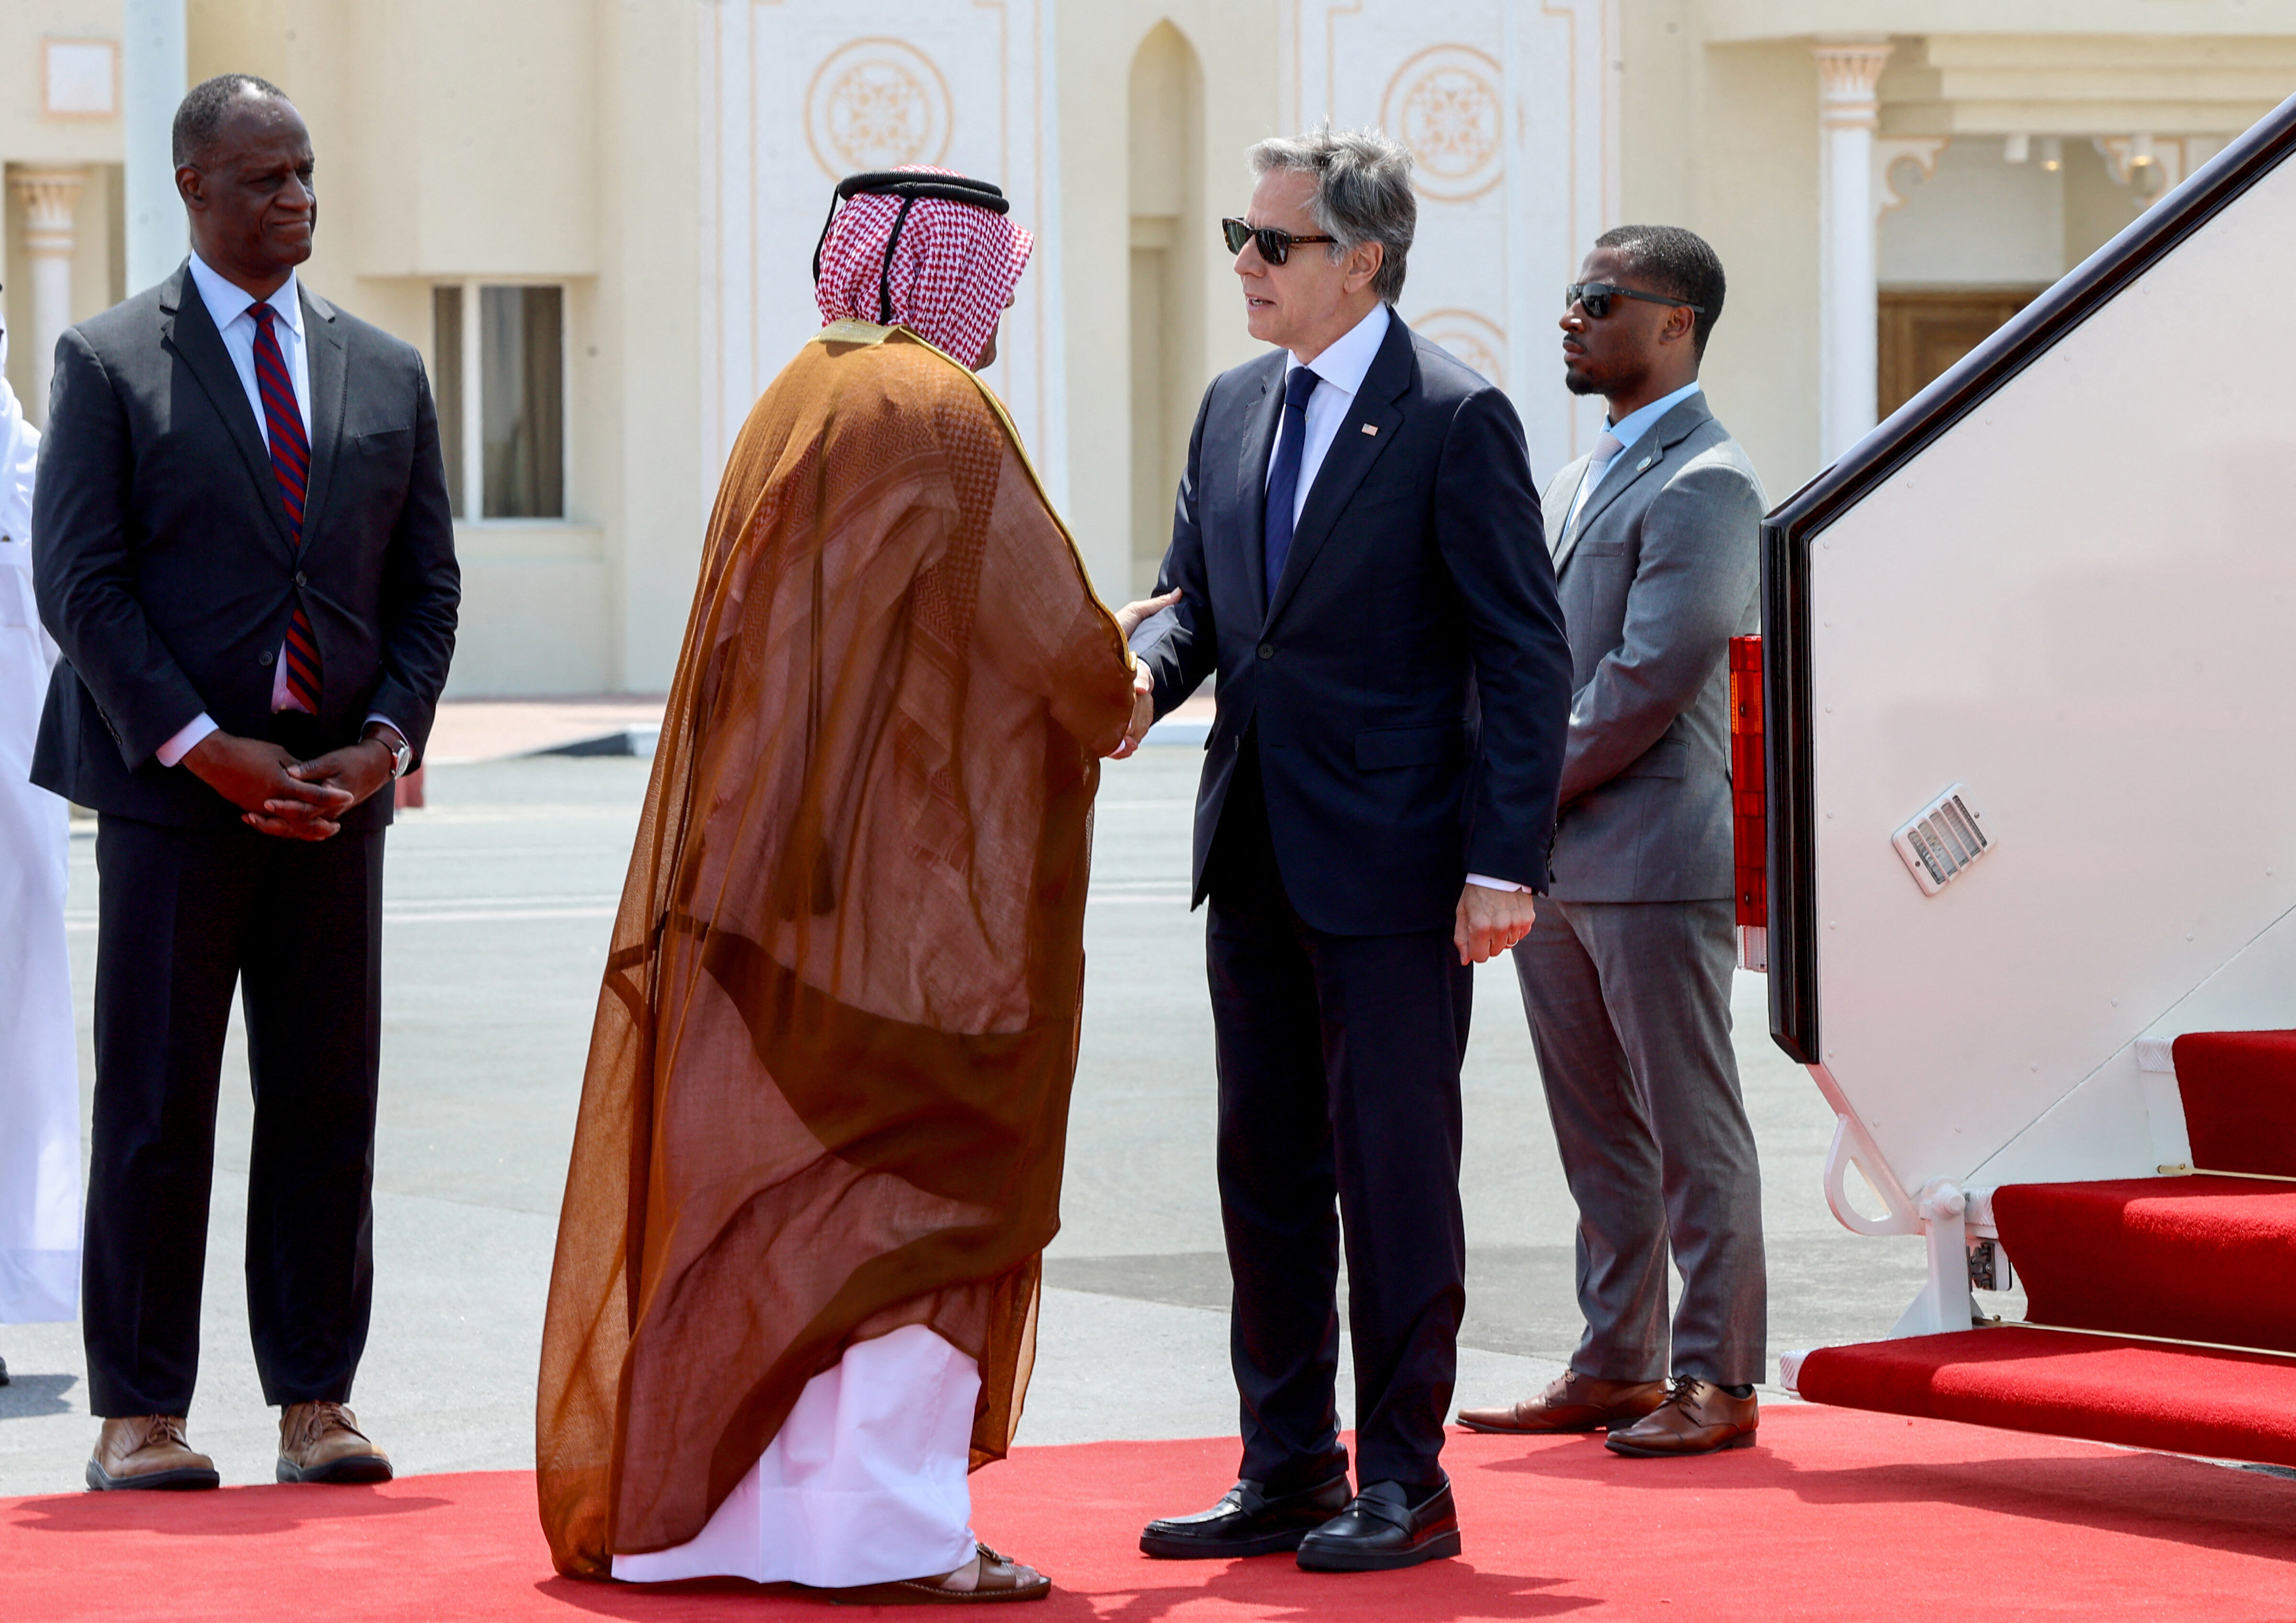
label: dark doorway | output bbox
[1878,287,2047,419]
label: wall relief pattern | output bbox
[700,2,1066,507]
[1285,0,1619,474]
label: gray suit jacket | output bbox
[1543,394,1762,902]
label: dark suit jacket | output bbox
[32,262,458,830]
[1142,312,1573,937]
[1541,395,1762,901]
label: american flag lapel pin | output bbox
[1361,423,1379,436]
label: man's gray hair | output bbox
[1248,123,1415,305]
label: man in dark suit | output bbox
[33,74,457,1491]
[1132,126,1572,1573]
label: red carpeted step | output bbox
[1795,1325,2296,1468]
[1991,1175,2296,1353]
[2173,1029,2296,1176]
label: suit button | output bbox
[294,570,307,586]
[259,649,275,666]
[1257,643,1274,660]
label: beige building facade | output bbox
[6,1,2292,697]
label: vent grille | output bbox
[1891,784,1992,896]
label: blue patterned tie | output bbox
[1263,365,1321,603]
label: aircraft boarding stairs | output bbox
[1745,95,2296,1470]
[1780,1032,2296,1469]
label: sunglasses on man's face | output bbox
[1223,217,1339,266]
[1565,282,1706,320]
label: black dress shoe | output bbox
[1295,1478,1460,1572]
[1140,1473,1353,1559]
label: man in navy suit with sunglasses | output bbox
[1129,125,1571,1574]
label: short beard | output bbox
[1563,368,1603,397]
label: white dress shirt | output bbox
[156,256,400,771]
[1271,301,1521,896]
[1267,301,1391,523]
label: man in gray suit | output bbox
[1458,226,1766,1457]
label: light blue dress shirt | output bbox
[1560,380,1705,540]
[184,253,312,449]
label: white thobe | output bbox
[612,1323,981,1589]
[0,321,81,1326]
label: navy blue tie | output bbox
[1263,365,1321,603]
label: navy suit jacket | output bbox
[32,262,458,830]
[1141,312,1573,936]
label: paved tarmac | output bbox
[0,746,1989,1495]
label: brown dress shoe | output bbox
[277,1401,393,1484]
[86,1415,220,1491]
[1603,1379,1758,1457]
[800,1544,1051,1605]
[1457,1370,1667,1434]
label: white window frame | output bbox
[443,279,571,523]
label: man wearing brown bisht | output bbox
[536,168,1169,1606]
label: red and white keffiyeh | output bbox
[814,165,1034,368]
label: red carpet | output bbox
[1796,1326,2296,1467]
[6,1410,2293,1621]
[1993,1176,2296,1350]
[1800,1029,2296,1471]
[2175,1030,2296,1175]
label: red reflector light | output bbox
[1728,635,1765,933]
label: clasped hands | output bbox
[184,727,402,841]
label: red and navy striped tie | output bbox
[250,302,322,713]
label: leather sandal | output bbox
[801,1543,1051,1605]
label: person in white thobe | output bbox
[0,308,83,1359]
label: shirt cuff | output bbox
[1465,873,1528,893]
[155,712,220,768]
[363,713,407,746]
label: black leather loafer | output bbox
[1139,1473,1353,1559]
[1295,1478,1460,1572]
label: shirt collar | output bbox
[1286,301,1391,395]
[1603,380,1702,456]
[187,252,303,339]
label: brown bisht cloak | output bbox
[536,320,1135,1578]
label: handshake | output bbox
[1107,586,1184,761]
[1094,584,1533,966]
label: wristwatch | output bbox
[367,725,413,780]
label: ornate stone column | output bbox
[1814,37,1892,465]
[12,169,86,424]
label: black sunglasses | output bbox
[1222,217,1338,266]
[1565,282,1705,320]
